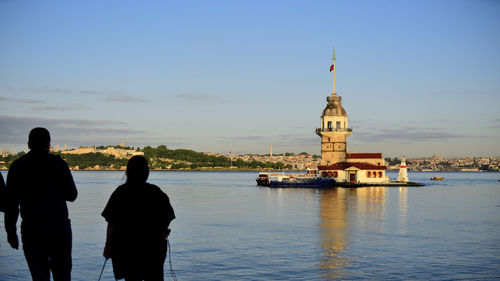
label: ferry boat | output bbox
[269,176,335,187]
[431,176,444,181]
[266,169,335,188]
[256,171,281,186]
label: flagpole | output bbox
[332,46,336,96]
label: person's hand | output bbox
[163,229,171,239]
[7,233,19,249]
[103,244,111,259]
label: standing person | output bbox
[102,155,175,281]
[4,127,78,281]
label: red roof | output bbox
[318,162,387,171]
[347,153,383,159]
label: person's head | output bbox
[126,155,149,183]
[28,127,51,152]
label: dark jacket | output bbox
[102,182,175,279]
[4,150,77,235]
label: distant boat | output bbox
[256,171,281,186]
[431,176,444,181]
[269,172,334,187]
[258,169,334,188]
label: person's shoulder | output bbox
[47,153,61,159]
[146,183,168,195]
[107,184,129,200]
[9,154,28,169]
[113,183,129,193]
[145,182,162,190]
[47,153,65,163]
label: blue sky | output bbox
[1,0,499,157]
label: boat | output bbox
[430,176,444,181]
[267,169,335,188]
[256,171,280,186]
[269,177,335,187]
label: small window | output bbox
[336,121,341,129]
[366,171,371,178]
[378,171,383,178]
[327,121,332,130]
[333,171,338,177]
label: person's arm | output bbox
[59,159,77,202]
[161,192,175,239]
[103,223,115,258]
[0,173,6,213]
[4,166,20,249]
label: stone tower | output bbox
[316,48,352,165]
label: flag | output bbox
[330,64,334,72]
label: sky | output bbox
[1,0,499,157]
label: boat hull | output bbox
[269,178,335,188]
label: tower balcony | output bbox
[316,128,353,136]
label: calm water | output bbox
[0,171,499,280]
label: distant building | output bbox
[316,49,387,184]
[62,145,143,159]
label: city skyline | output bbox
[1,0,500,157]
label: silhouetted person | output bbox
[102,155,175,281]
[4,127,77,281]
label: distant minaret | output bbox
[270,144,273,157]
[64,143,67,151]
[398,158,409,182]
[316,47,352,165]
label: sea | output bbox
[0,170,499,280]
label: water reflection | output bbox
[318,188,350,279]
[398,187,408,234]
[318,187,388,279]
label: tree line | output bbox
[143,145,291,170]
[0,145,291,170]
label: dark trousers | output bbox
[113,238,167,281]
[21,224,72,281]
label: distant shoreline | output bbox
[1,168,498,173]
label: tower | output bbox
[398,157,409,182]
[316,48,352,165]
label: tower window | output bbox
[336,121,341,129]
[327,121,332,130]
